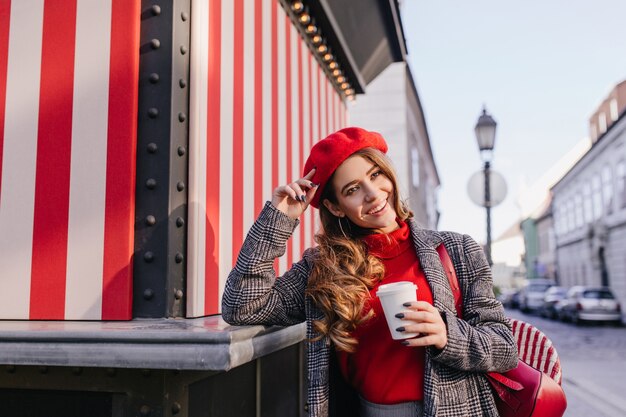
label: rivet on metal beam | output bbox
[178,112,186,122]
[180,45,188,55]
[174,289,183,300]
[143,289,154,300]
[176,181,185,191]
[177,146,186,156]
[176,217,185,227]
[147,143,158,153]
[144,251,154,263]
[179,79,187,88]
[149,73,160,84]
[181,12,189,21]
[140,405,151,416]
[150,39,161,49]
[172,402,182,415]
[148,108,159,118]
[146,215,156,226]
[175,253,184,263]
[151,5,161,16]
[146,178,157,189]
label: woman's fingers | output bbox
[396,301,448,349]
[303,168,316,180]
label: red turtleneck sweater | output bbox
[335,220,434,404]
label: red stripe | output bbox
[308,52,315,245]
[536,336,547,371]
[528,328,541,366]
[285,16,293,268]
[29,0,77,319]
[205,0,221,314]
[101,0,140,319]
[232,0,244,267]
[298,37,305,253]
[0,0,10,201]
[317,67,322,139]
[271,0,278,273]
[29,0,75,318]
[253,0,263,216]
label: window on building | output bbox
[598,113,607,134]
[411,147,420,188]
[610,99,619,122]
[574,194,583,227]
[567,199,575,231]
[617,160,626,209]
[583,180,593,223]
[592,173,602,219]
[602,166,613,215]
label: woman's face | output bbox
[323,154,399,234]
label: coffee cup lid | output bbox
[376,281,417,296]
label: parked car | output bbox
[518,279,554,313]
[540,286,568,319]
[498,288,520,309]
[558,286,622,325]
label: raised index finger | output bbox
[303,168,316,180]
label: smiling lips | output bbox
[367,200,388,215]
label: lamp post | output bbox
[474,107,497,267]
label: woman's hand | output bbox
[271,169,318,220]
[395,301,448,350]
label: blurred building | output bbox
[552,80,626,311]
[349,62,441,230]
[518,138,591,283]
[491,222,526,289]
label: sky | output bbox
[399,0,626,244]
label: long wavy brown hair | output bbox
[305,148,413,352]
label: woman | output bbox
[222,127,518,417]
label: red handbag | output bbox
[436,244,567,417]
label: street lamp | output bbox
[475,107,497,267]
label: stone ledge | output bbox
[0,316,306,371]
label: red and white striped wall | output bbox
[188,0,348,317]
[0,0,140,320]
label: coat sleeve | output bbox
[430,233,518,373]
[221,201,314,326]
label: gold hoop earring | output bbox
[338,217,348,238]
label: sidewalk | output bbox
[562,358,626,416]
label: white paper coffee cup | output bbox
[376,281,419,340]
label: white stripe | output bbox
[219,0,234,302]
[301,37,311,248]
[262,0,272,209]
[186,0,209,317]
[277,8,287,274]
[242,0,255,235]
[320,67,326,137]
[0,0,45,319]
[327,79,333,133]
[65,0,112,319]
[290,24,300,263]
[334,90,340,131]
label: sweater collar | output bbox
[361,220,411,259]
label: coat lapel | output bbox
[407,219,457,316]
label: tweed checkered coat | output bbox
[222,202,518,417]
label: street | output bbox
[505,309,626,417]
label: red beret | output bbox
[303,127,388,208]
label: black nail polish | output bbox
[396,327,405,332]
[312,182,319,187]
[402,302,412,307]
[301,195,306,202]
[401,340,410,346]
[395,313,404,319]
